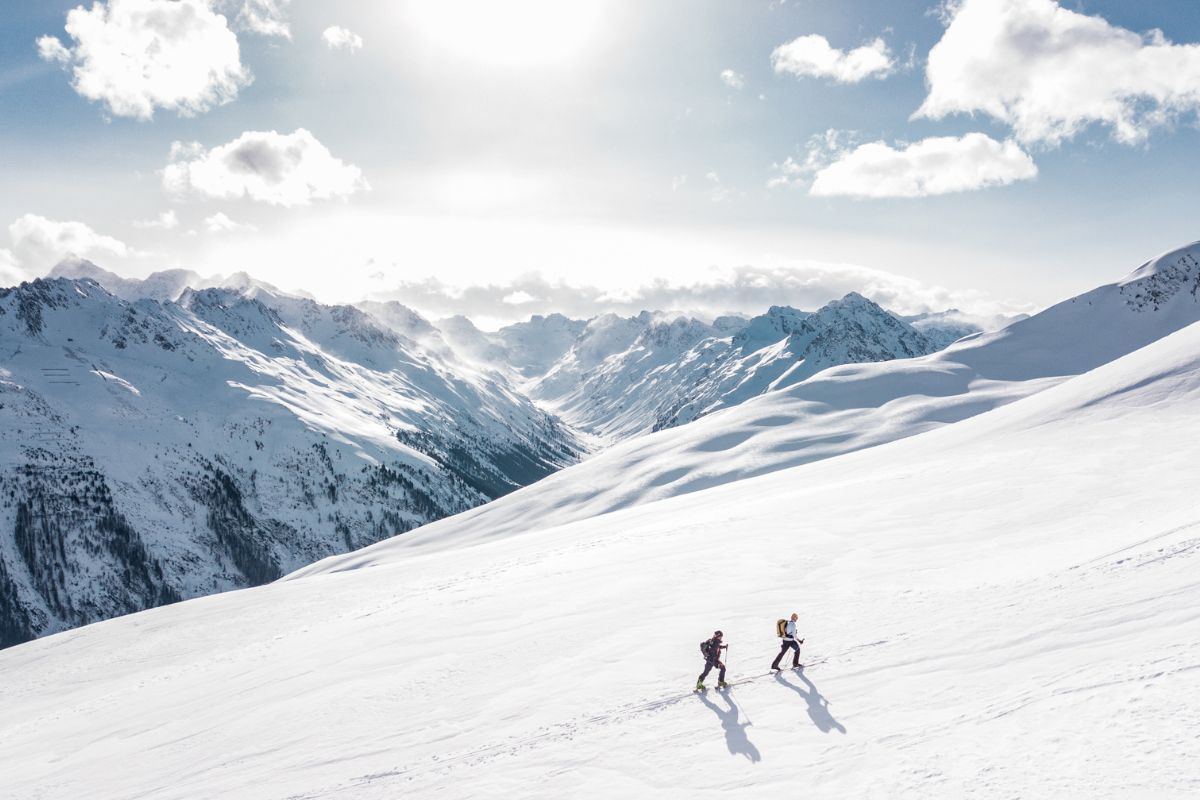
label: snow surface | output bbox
[3,304,1200,797]
[306,241,1200,556]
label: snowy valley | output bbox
[0,259,988,647]
[0,275,581,647]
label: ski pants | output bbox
[699,658,726,684]
[772,640,800,669]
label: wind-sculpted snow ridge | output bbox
[0,278,583,647]
[299,241,1200,563]
[5,311,1200,799]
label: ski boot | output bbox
[695,681,706,692]
[718,681,730,689]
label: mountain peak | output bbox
[815,292,882,315]
[734,305,811,347]
[1119,240,1200,311]
[48,256,113,282]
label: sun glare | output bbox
[405,0,608,68]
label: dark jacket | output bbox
[701,637,726,662]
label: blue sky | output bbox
[3,0,1200,325]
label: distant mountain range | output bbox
[300,240,1200,558]
[0,258,1018,646]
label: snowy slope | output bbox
[3,312,1200,799]
[0,278,582,647]
[317,241,1200,552]
[902,308,1026,349]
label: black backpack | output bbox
[699,638,714,659]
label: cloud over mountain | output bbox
[371,262,1023,325]
[8,214,129,274]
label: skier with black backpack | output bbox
[771,613,804,670]
[696,630,729,691]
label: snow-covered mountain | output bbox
[0,277,582,648]
[447,294,943,440]
[310,241,1200,553]
[5,258,1200,798]
[54,259,999,444]
[47,257,302,304]
[1,262,1009,648]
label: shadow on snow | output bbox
[774,669,847,734]
[696,690,761,763]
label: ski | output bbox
[688,657,828,692]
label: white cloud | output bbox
[162,129,369,207]
[134,210,179,230]
[720,69,745,90]
[917,0,1200,146]
[8,214,130,272]
[323,26,363,53]
[0,248,23,286]
[767,157,805,190]
[807,133,1037,198]
[768,129,855,189]
[771,34,895,83]
[36,36,71,64]
[204,212,257,233]
[37,0,250,120]
[226,0,291,39]
[370,263,1023,324]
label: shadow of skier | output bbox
[774,669,847,734]
[697,690,762,762]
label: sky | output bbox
[2,0,1200,327]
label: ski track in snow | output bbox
[305,539,1200,799]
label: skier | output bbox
[696,630,729,690]
[771,613,804,670]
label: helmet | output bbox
[714,630,723,637]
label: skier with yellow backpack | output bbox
[771,613,804,670]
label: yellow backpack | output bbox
[775,618,787,638]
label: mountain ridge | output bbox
[0,276,582,647]
[298,240,1200,564]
